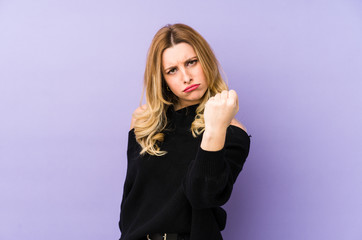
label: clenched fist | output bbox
[200,90,239,151]
[204,90,239,132]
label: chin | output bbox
[187,93,203,100]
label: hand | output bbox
[204,90,239,132]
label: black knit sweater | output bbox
[119,104,251,240]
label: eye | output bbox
[167,68,177,75]
[187,59,198,67]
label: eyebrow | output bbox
[164,56,198,72]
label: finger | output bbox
[221,90,228,101]
[228,90,237,99]
[214,93,221,101]
[228,90,238,102]
[227,90,238,109]
[206,96,215,107]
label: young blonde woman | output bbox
[119,23,251,240]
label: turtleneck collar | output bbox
[171,103,199,115]
[166,103,200,131]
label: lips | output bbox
[183,84,200,93]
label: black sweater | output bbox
[119,104,251,240]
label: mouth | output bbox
[183,84,200,93]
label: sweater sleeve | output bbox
[119,129,137,232]
[183,125,251,209]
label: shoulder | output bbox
[230,118,248,133]
[130,104,147,130]
[133,104,147,115]
[229,118,251,150]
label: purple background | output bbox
[1,0,361,239]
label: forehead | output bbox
[162,42,196,68]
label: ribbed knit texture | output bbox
[119,104,250,240]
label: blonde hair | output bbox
[134,23,228,156]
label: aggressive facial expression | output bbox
[162,42,208,110]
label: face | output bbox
[162,42,208,110]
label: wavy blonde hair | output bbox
[134,23,228,156]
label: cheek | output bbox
[194,66,206,81]
[164,76,179,89]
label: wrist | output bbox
[201,128,227,151]
[204,125,228,135]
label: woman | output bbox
[119,23,251,240]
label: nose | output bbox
[180,68,192,83]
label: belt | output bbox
[146,233,189,240]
